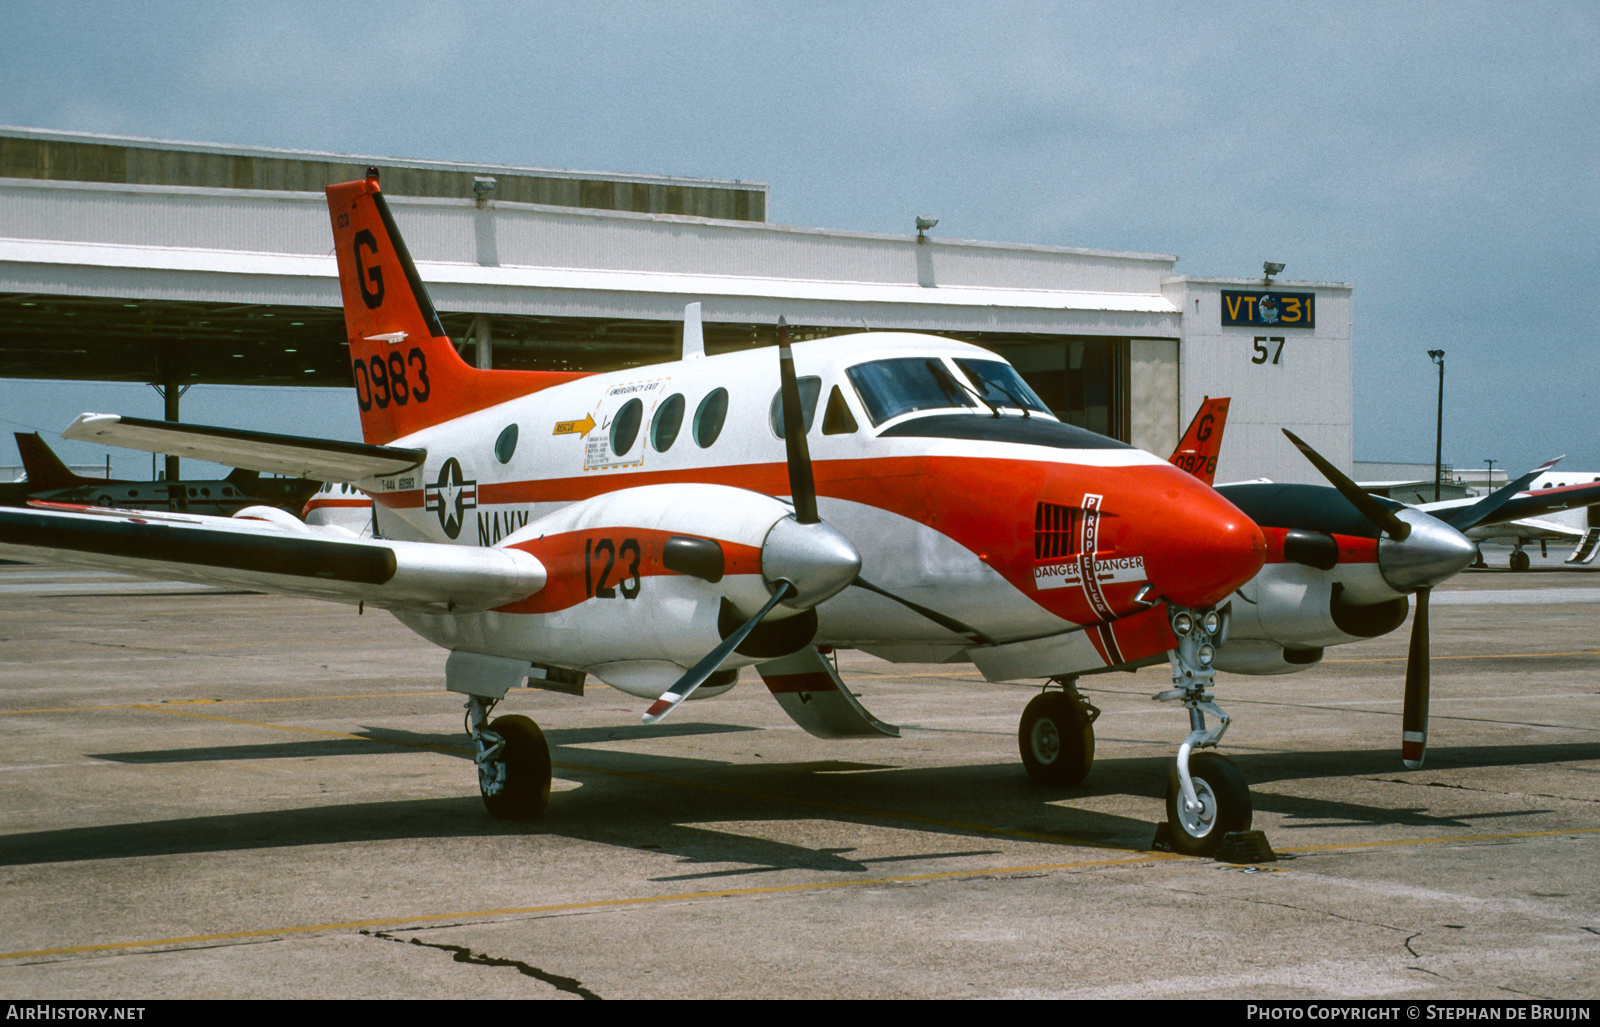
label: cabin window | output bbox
[955,358,1051,415]
[610,398,643,456]
[845,357,977,426]
[652,393,686,451]
[768,376,822,438]
[821,385,859,435]
[494,423,519,464]
[693,388,729,448]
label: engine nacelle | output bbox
[1223,562,1408,653]
[401,483,842,699]
[1210,639,1324,676]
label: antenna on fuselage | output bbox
[682,302,705,360]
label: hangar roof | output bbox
[0,130,1183,388]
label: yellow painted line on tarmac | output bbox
[1276,824,1600,854]
[1326,650,1600,664]
[0,850,1183,962]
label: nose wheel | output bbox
[1019,681,1099,785]
[1164,751,1251,855]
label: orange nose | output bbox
[1142,478,1267,609]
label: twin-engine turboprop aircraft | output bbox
[0,169,1468,856]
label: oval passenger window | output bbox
[495,423,519,464]
[694,388,729,448]
[652,394,685,451]
[611,398,643,456]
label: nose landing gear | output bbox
[1155,605,1252,856]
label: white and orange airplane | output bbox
[0,171,1474,855]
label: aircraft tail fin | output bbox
[325,171,584,445]
[15,433,91,490]
[1168,397,1229,486]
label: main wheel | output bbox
[1019,691,1095,785]
[480,714,551,821]
[1509,550,1531,572]
[1165,752,1251,857]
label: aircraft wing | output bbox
[1465,515,1586,546]
[0,504,545,613]
[61,414,425,482]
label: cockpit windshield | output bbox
[954,358,1051,416]
[845,357,976,426]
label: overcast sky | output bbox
[2,0,1596,482]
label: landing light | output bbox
[1198,644,1215,667]
[1173,612,1194,636]
[1202,611,1221,636]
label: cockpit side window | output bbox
[845,357,976,427]
[821,385,859,435]
[954,358,1051,415]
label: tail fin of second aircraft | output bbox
[325,170,584,445]
[1169,397,1229,486]
[15,432,90,490]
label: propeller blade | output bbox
[1444,455,1563,532]
[1282,429,1411,541]
[642,581,797,725]
[852,575,994,645]
[1401,586,1430,768]
[777,319,819,525]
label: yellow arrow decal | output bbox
[553,414,597,437]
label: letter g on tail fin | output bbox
[325,170,585,445]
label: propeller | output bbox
[1282,429,1474,768]
[643,319,860,725]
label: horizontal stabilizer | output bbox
[62,414,425,482]
[0,505,544,613]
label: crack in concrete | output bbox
[364,929,601,999]
[1404,932,1423,957]
[1367,776,1600,805]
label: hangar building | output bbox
[0,126,1352,484]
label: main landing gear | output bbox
[1154,605,1252,856]
[466,695,551,820]
[1018,680,1100,786]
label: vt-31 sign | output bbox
[1221,291,1314,329]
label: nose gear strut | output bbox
[1154,604,1252,855]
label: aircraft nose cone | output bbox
[1144,481,1267,609]
[1379,509,1477,591]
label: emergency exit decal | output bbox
[1220,291,1315,329]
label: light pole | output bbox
[1428,350,1445,501]
[1485,458,1497,497]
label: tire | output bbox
[1509,550,1531,572]
[1165,752,1251,857]
[1018,691,1095,786]
[480,714,551,821]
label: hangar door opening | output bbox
[1004,338,1127,439]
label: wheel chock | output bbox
[1216,829,1277,864]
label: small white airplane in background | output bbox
[1409,461,1600,570]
